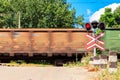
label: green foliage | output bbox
[75,15,84,27]
[63,61,83,67]
[96,28,102,35]
[81,54,92,66]
[8,60,53,67]
[96,28,103,55]
[99,8,115,28]
[10,60,26,65]
[63,53,92,67]
[99,6,120,28]
[96,48,102,56]
[114,6,120,27]
[0,0,84,28]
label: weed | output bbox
[63,53,93,67]
[7,60,53,67]
[94,62,120,80]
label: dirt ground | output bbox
[0,66,98,80]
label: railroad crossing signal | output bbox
[85,21,105,56]
[86,33,105,51]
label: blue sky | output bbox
[67,0,120,22]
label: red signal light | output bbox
[85,23,91,31]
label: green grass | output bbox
[6,60,53,67]
[63,61,83,67]
[63,54,92,67]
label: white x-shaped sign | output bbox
[86,33,104,50]
[86,43,104,50]
[87,33,104,45]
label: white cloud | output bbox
[90,3,120,22]
[87,9,91,15]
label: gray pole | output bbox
[18,11,21,28]
[93,29,96,56]
[94,46,96,56]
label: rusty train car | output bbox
[0,28,89,63]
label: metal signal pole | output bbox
[93,29,96,56]
[18,11,21,28]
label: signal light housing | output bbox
[98,22,105,31]
[91,21,99,29]
[85,22,105,32]
[85,23,91,31]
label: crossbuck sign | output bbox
[86,33,104,51]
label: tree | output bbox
[0,0,13,28]
[99,8,115,28]
[75,15,84,28]
[113,6,120,27]
[0,0,84,28]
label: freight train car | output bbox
[104,29,120,60]
[104,29,120,52]
[0,28,89,64]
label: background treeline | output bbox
[0,0,84,28]
[99,7,120,28]
[0,0,120,28]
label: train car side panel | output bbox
[0,32,12,54]
[104,29,120,51]
[32,32,49,54]
[12,32,31,54]
[51,31,69,54]
[70,32,87,53]
[0,29,89,58]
